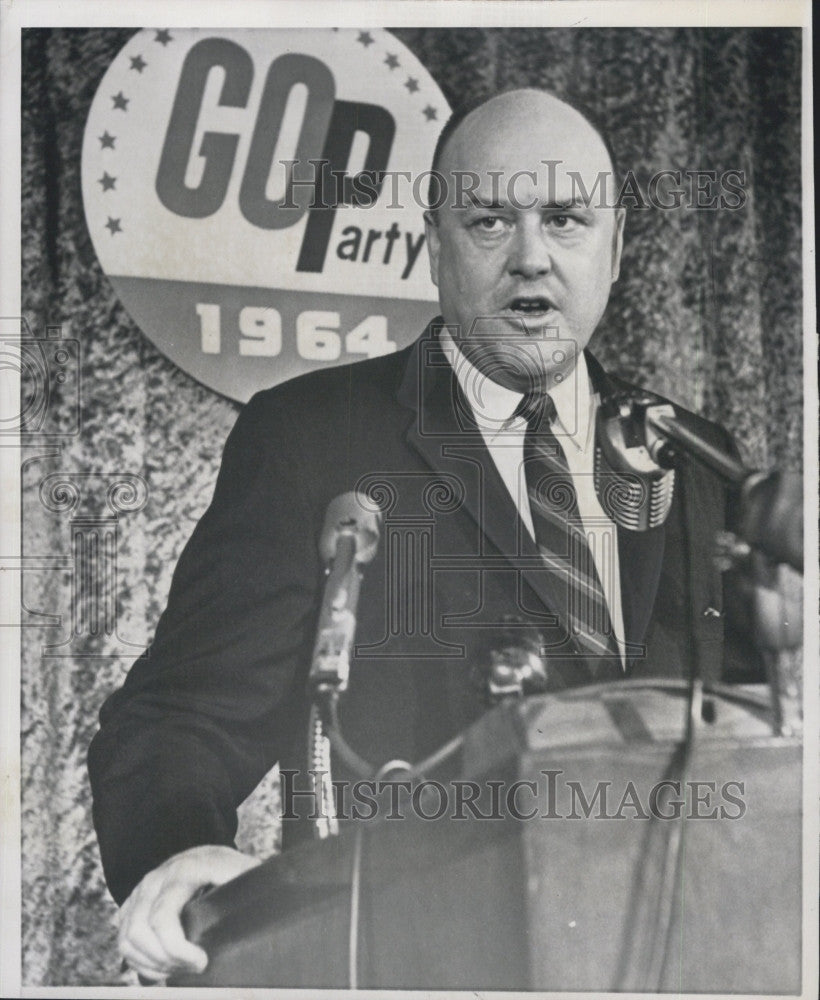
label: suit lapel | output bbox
[617,523,665,648]
[397,321,585,634]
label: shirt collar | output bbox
[439,328,593,448]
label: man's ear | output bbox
[611,208,626,283]
[424,210,440,287]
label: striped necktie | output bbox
[516,391,621,670]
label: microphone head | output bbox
[594,393,675,532]
[471,617,552,704]
[319,491,382,564]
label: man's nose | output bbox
[507,223,552,279]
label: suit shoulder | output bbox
[244,343,414,420]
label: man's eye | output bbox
[472,216,506,233]
[547,214,580,230]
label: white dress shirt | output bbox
[440,329,626,665]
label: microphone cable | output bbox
[316,689,466,990]
[614,452,704,991]
[347,757,415,991]
[647,453,703,988]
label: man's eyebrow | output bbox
[461,194,594,210]
[463,194,508,210]
[543,197,591,210]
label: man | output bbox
[89,89,750,981]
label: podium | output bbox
[173,682,801,991]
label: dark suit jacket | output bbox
[88,319,755,905]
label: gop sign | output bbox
[81,28,448,401]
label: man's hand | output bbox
[117,844,261,981]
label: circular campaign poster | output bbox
[82,27,448,402]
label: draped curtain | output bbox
[20,26,802,984]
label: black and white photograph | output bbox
[0,0,816,995]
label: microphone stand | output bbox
[642,404,803,729]
[611,397,803,990]
[307,529,362,841]
[306,494,381,839]
[643,407,803,572]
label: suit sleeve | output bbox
[88,393,321,904]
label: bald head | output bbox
[429,89,619,210]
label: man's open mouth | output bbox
[508,297,554,314]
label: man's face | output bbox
[425,91,624,392]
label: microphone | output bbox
[471,617,552,704]
[594,392,676,531]
[596,392,803,570]
[308,492,381,694]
